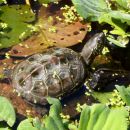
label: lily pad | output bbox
[0,5,35,49]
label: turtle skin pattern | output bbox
[12,47,86,105]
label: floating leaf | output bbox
[0,96,16,127]
[79,104,128,130]
[0,5,35,49]
[18,97,66,130]
[17,118,38,130]
[116,85,130,106]
[72,0,110,21]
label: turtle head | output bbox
[81,32,106,65]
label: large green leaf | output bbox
[17,118,38,130]
[44,97,66,130]
[113,0,130,10]
[79,104,128,130]
[116,85,130,106]
[18,97,66,130]
[0,96,16,127]
[93,91,113,103]
[72,0,110,21]
[0,5,35,48]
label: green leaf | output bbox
[107,36,126,47]
[78,104,128,130]
[38,0,59,4]
[0,96,16,127]
[0,122,12,130]
[93,91,113,103]
[99,13,126,36]
[17,118,38,130]
[44,97,66,130]
[18,97,66,130]
[72,0,110,21]
[109,11,130,25]
[116,85,130,106]
[113,0,130,10]
[0,5,35,48]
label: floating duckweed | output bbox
[48,26,57,33]
[0,22,8,29]
[54,1,59,4]
[106,89,126,107]
[26,109,31,116]
[85,92,91,96]
[60,5,83,23]
[27,24,39,32]
[42,4,48,7]
[60,113,70,120]
[76,103,84,112]
[84,81,93,93]
[56,16,62,21]
[5,53,10,59]
[19,32,26,40]
[102,47,109,55]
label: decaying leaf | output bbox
[7,4,88,57]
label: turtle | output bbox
[8,32,130,105]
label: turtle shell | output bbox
[12,47,86,105]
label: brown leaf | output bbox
[7,4,88,57]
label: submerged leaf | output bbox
[0,5,35,49]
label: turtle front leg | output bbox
[86,68,130,91]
